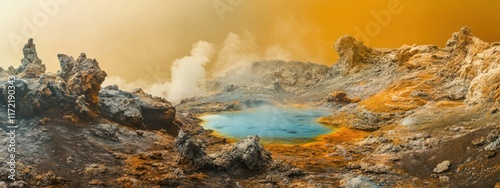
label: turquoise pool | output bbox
[201,106,334,143]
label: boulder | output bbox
[99,85,178,133]
[230,135,272,170]
[433,160,451,173]
[211,135,272,171]
[339,175,379,188]
[174,130,208,169]
[99,86,143,127]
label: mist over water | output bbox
[201,105,334,143]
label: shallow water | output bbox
[201,106,334,143]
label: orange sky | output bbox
[1,0,499,82]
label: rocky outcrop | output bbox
[250,60,329,89]
[210,135,272,171]
[324,27,500,109]
[484,138,500,151]
[99,85,144,127]
[335,36,379,67]
[0,39,109,117]
[174,130,209,169]
[442,27,500,105]
[99,85,179,133]
[14,52,106,117]
[57,53,107,110]
[17,38,46,78]
[219,60,329,92]
[230,135,272,170]
[1,39,183,134]
[329,35,383,76]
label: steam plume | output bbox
[168,41,215,102]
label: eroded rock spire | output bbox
[17,38,46,78]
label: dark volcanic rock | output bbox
[99,85,143,127]
[174,130,208,169]
[132,88,177,131]
[3,79,29,110]
[99,85,179,133]
[18,74,74,116]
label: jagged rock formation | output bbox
[444,27,500,105]
[224,135,272,170]
[330,35,381,75]
[57,53,107,113]
[1,39,178,133]
[174,131,273,171]
[174,130,209,168]
[0,40,108,117]
[9,52,105,117]
[16,38,46,78]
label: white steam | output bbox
[167,41,215,102]
[103,41,214,103]
[212,31,260,78]
[104,19,317,103]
